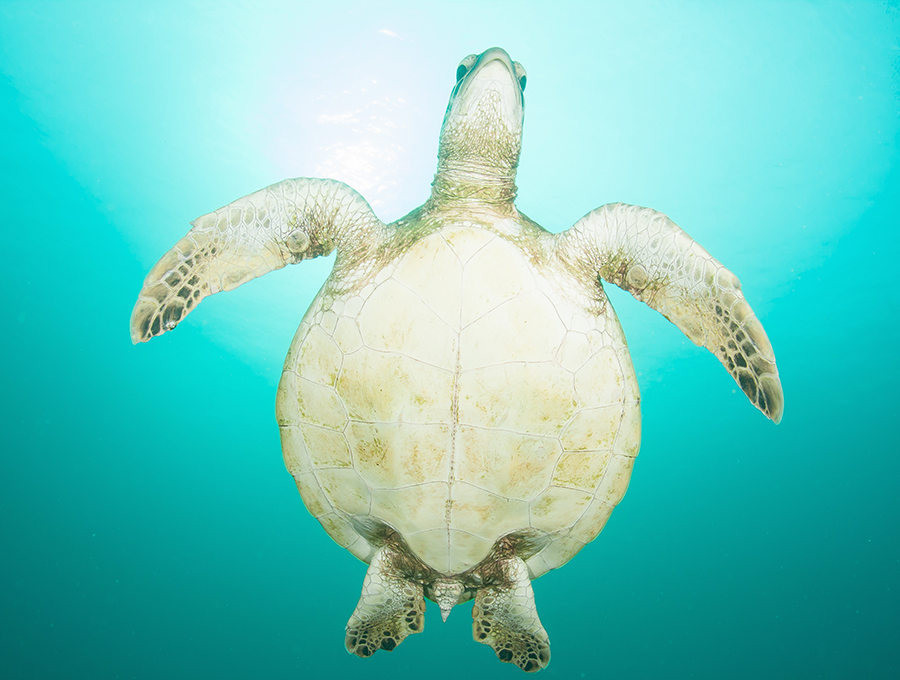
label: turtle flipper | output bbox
[472,556,550,673]
[556,203,783,423]
[130,178,384,343]
[345,546,425,657]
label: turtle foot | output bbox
[345,546,425,657]
[472,555,550,672]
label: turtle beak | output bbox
[451,47,523,125]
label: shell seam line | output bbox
[446,272,464,555]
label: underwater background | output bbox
[2,1,898,678]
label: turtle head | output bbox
[433,47,526,207]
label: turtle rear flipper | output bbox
[345,546,425,657]
[472,556,550,673]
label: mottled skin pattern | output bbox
[131,48,783,672]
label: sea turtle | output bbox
[131,47,783,672]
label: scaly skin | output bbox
[557,202,783,422]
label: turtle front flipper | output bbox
[345,545,426,657]
[472,556,551,673]
[130,178,385,343]
[556,203,783,423]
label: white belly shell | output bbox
[277,226,640,577]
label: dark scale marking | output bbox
[162,305,183,327]
[738,372,757,401]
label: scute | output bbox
[552,450,613,492]
[568,497,615,543]
[442,225,496,263]
[449,482,531,540]
[455,427,561,501]
[392,232,463,326]
[317,468,371,516]
[448,530,493,574]
[357,278,458,370]
[460,235,537,325]
[302,423,353,468]
[370,482,450,538]
[347,421,452,487]
[573,346,625,408]
[294,375,348,431]
[460,291,567,368]
[456,362,577,435]
[529,486,593,534]
[407,529,452,573]
[560,406,622,451]
[595,454,636,506]
[337,349,454,423]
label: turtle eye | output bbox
[456,54,478,81]
[513,61,527,92]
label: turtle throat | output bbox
[432,83,521,208]
[431,158,518,207]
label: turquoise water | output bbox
[2,1,898,678]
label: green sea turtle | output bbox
[131,47,783,672]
